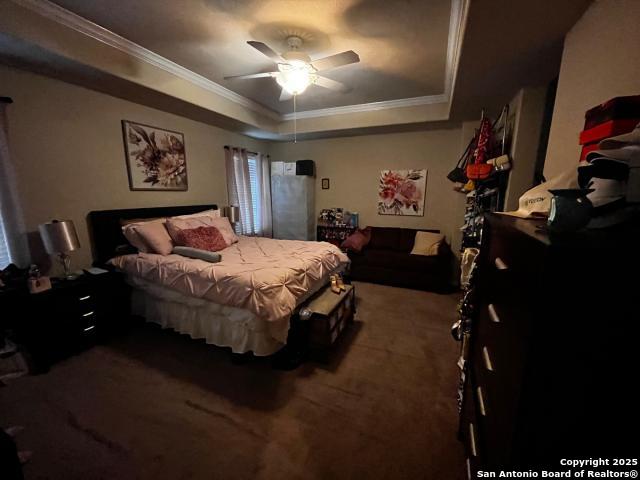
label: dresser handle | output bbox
[469,423,478,457]
[494,257,508,270]
[466,458,472,480]
[488,304,500,323]
[79,295,91,301]
[82,311,94,317]
[482,346,494,372]
[477,386,486,416]
[83,325,96,332]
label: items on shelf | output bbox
[317,208,358,246]
[450,106,510,412]
[317,224,356,246]
[450,106,511,251]
[318,208,358,228]
[451,247,479,412]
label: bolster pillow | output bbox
[172,246,222,263]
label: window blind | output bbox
[247,156,261,235]
[0,216,10,268]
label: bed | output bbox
[88,205,349,355]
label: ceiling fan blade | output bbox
[279,88,293,102]
[224,72,276,80]
[314,76,349,92]
[247,41,283,63]
[311,50,360,72]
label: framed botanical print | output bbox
[122,120,188,191]
[377,169,427,216]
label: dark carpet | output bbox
[1,282,466,479]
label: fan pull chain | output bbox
[293,94,297,143]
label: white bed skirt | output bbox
[129,277,288,356]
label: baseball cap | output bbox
[501,168,579,218]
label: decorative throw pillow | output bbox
[175,226,228,252]
[132,221,174,255]
[341,227,372,253]
[121,217,166,253]
[210,216,239,245]
[410,231,445,256]
[166,215,238,246]
[172,246,222,263]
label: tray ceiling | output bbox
[50,0,453,114]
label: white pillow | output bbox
[211,216,239,245]
[410,231,445,256]
[172,209,221,220]
[133,221,174,256]
[121,217,166,253]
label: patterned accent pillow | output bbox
[175,226,228,252]
[340,227,372,253]
[166,215,239,246]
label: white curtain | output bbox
[256,152,273,238]
[225,147,272,237]
[0,101,28,267]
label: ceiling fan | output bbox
[224,36,360,101]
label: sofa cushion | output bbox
[357,248,442,273]
[410,231,445,256]
[396,228,419,252]
[368,227,401,250]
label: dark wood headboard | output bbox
[87,204,218,266]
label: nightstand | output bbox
[0,271,130,372]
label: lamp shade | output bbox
[39,220,80,254]
[224,206,240,224]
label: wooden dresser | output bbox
[460,213,637,476]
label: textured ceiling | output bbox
[50,0,452,114]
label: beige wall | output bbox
[1,65,471,274]
[269,127,466,252]
[544,0,640,179]
[0,65,268,272]
[503,86,547,211]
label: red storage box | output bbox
[584,95,640,130]
[579,118,639,145]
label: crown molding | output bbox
[10,0,281,121]
[444,0,469,101]
[275,0,465,122]
[11,0,466,125]
[281,94,448,121]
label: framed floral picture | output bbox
[122,120,188,191]
[378,169,427,216]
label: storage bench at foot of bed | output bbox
[302,284,355,362]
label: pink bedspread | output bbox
[111,236,349,324]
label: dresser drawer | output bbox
[482,223,545,306]
[473,370,520,468]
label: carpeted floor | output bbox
[1,282,466,480]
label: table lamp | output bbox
[39,219,80,279]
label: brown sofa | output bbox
[346,227,452,292]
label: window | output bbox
[247,155,262,235]
[225,147,272,237]
[0,215,10,268]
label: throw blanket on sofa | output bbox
[111,236,349,324]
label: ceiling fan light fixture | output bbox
[276,63,316,95]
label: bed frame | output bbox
[87,204,218,266]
